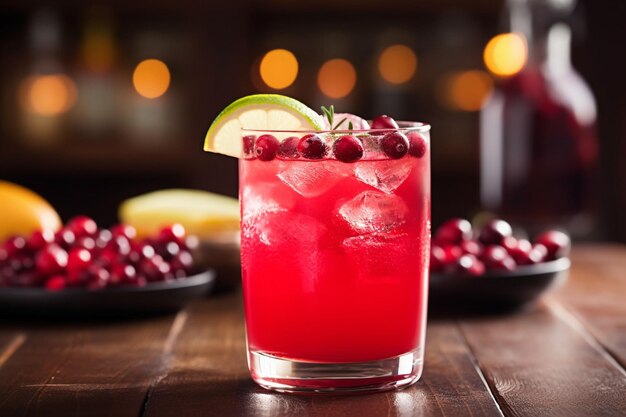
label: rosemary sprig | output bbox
[321,105,354,131]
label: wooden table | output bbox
[1,245,625,417]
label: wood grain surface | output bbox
[0,245,625,417]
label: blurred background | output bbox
[0,0,624,242]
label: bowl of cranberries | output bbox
[429,218,571,310]
[0,216,215,315]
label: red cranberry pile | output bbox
[431,218,571,277]
[0,216,196,291]
[244,115,428,162]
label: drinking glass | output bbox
[239,122,431,393]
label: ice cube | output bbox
[250,210,328,247]
[241,184,294,240]
[342,232,416,278]
[355,158,414,194]
[338,190,408,233]
[278,161,346,198]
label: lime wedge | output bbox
[203,94,324,157]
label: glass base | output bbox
[248,348,423,394]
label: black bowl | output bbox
[429,258,570,312]
[0,270,215,318]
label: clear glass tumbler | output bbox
[239,122,431,393]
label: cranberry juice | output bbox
[240,131,430,364]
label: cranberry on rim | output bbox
[333,135,363,162]
[371,115,399,130]
[243,135,256,158]
[407,132,427,158]
[381,132,409,159]
[254,134,279,161]
[297,134,327,159]
[278,136,299,158]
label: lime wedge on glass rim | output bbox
[203,94,325,158]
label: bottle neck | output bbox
[525,23,572,75]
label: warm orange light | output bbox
[317,59,357,99]
[438,70,494,111]
[133,59,171,99]
[20,74,77,116]
[378,44,417,85]
[483,33,528,77]
[259,49,299,90]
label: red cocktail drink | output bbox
[239,123,430,392]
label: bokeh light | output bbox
[259,49,299,90]
[438,70,494,111]
[317,59,357,99]
[378,44,418,85]
[133,59,171,99]
[483,33,528,77]
[19,74,77,116]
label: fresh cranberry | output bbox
[407,132,427,158]
[95,229,113,249]
[533,243,548,260]
[35,244,68,277]
[111,224,137,240]
[435,218,472,244]
[106,236,131,256]
[87,266,110,290]
[140,255,167,281]
[535,230,571,260]
[66,248,92,278]
[4,236,27,257]
[45,275,66,291]
[243,135,256,158]
[278,136,300,158]
[55,229,76,248]
[481,245,508,268]
[381,132,409,159]
[333,135,364,163]
[66,216,98,238]
[160,242,180,260]
[297,134,327,159]
[515,246,546,265]
[371,115,399,130]
[479,219,513,245]
[110,264,137,285]
[27,230,55,251]
[506,239,533,263]
[454,254,485,276]
[255,134,280,161]
[460,240,483,257]
[440,244,463,265]
[171,250,193,273]
[157,225,185,246]
[489,256,517,271]
[10,255,34,273]
[128,243,156,265]
[74,236,96,251]
[501,236,518,252]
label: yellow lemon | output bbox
[119,189,239,238]
[0,181,62,241]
